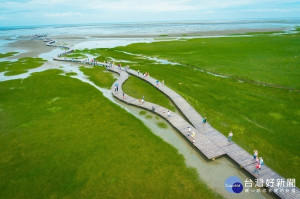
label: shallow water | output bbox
[117,50,181,65]
[71,38,155,49]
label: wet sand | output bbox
[52,27,284,39]
[2,27,286,61]
[4,40,54,59]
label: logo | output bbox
[225,176,243,193]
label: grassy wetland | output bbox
[0,66,222,198]
[68,30,300,182]
[1,26,299,198]
[0,57,45,76]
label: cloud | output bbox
[2,0,300,13]
[0,0,299,25]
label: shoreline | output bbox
[52,27,286,39]
[1,27,287,58]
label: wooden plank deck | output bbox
[108,68,225,160]
[52,49,300,199]
[122,67,300,199]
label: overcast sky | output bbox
[0,0,300,26]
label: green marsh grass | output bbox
[123,76,176,111]
[157,122,168,129]
[65,72,77,76]
[0,52,18,58]
[117,33,300,90]
[80,66,115,89]
[139,110,146,115]
[73,32,300,182]
[146,115,152,119]
[117,35,300,182]
[0,57,45,76]
[0,69,222,198]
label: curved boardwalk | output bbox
[112,67,299,199]
[45,38,299,199]
[108,67,224,160]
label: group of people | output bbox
[253,150,264,174]
[143,72,150,78]
[156,80,165,86]
[185,117,207,144]
[104,60,113,68]
[112,62,267,177]
[226,132,265,174]
[226,133,264,175]
[162,110,171,118]
[124,65,130,71]
[83,58,98,65]
[187,126,196,143]
[136,70,165,87]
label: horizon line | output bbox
[1,17,300,28]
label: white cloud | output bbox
[2,0,300,13]
[1,0,299,25]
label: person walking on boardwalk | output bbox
[156,80,159,86]
[253,150,258,160]
[187,127,191,136]
[228,131,233,142]
[202,117,207,125]
[141,96,145,103]
[152,106,155,112]
[122,92,125,99]
[255,156,259,163]
[115,83,119,92]
[254,163,260,174]
[191,131,196,143]
[167,110,171,117]
[259,157,264,170]
[138,70,140,75]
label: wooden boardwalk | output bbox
[124,68,300,199]
[108,68,225,159]
[47,40,299,199]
